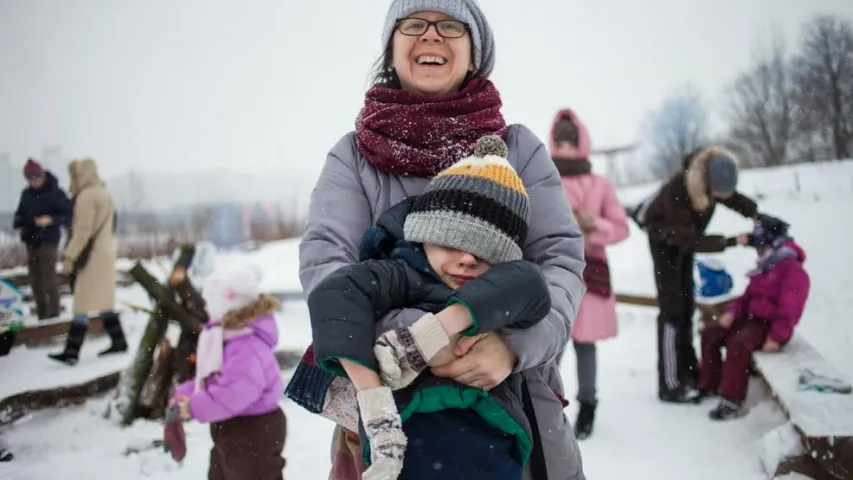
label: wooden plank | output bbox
[753,335,853,438]
[3,270,134,290]
[753,334,853,479]
[15,316,106,346]
[614,292,658,307]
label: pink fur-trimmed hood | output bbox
[549,108,592,159]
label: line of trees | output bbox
[642,15,852,180]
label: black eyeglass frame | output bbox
[394,17,471,39]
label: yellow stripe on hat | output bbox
[435,157,527,196]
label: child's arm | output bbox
[339,359,382,390]
[447,260,552,334]
[309,259,417,377]
[339,358,408,479]
[172,379,195,403]
[373,261,550,389]
[186,348,266,424]
[758,265,810,345]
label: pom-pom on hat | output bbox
[403,135,529,265]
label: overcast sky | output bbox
[1,0,851,184]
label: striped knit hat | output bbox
[403,135,529,264]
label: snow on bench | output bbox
[752,333,853,478]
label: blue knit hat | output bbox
[381,0,496,79]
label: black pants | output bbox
[649,240,698,393]
[27,244,60,320]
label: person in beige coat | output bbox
[48,158,127,366]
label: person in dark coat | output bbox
[296,136,551,480]
[12,159,73,320]
[637,147,757,403]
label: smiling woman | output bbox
[291,0,588,479]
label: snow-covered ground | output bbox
[1,160,851,479]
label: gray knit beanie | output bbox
[404,135,529,265]
[707,154,738,195]
[381,0,496,79]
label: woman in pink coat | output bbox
[551,108,630,440]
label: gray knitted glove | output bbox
[374,313,450,390]
[358,387,407,480]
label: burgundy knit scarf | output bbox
[355,78,508,178]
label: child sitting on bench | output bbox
[697,213,810,420]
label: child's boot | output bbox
[97,312,128,356]
[708,399,743,420]
[47,321,88,366]
[574,401,597,440]
[0,436,13,462]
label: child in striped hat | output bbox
[293,135,551,480]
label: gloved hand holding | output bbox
[357,386,407,480]
[374,313,450,390]
[449,260,552,334]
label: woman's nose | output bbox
[419,25,443,43]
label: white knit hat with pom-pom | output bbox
[201,263,264,321]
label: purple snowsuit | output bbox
[173,314,287,480]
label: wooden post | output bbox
[138,339,176,420]
[115,311,169,426]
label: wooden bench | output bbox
[752,335,853,479]
[614,291,853,478]
[14,316,107,347]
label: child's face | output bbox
[423,244,491,288]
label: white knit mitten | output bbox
[357,387,407,480]
[374,313,450,390]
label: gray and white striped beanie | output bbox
[403,135,529,265]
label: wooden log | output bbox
[168,244,195,287]
[0,370,120,426]
[127,262,204,335]
[173,329,199,384]
[138,339,176,420]
[115,311,169,426]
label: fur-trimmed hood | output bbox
[684,146,740,213]
[221,294,280,347]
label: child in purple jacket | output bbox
[171,265,286,479]
[698,213,810,420]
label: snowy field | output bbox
[1,160,851,479]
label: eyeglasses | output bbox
[395,18,469,39]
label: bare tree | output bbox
[725,33,794,167]
[643,84,710,178]
[790,16,853,161]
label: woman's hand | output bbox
[430,333,517,391]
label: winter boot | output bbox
[47,321,88,366]
[659,386,702,404]
[708,399,744,421]
[97,312,128,356]
[0,436,12,462]
[574,401,597,440]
